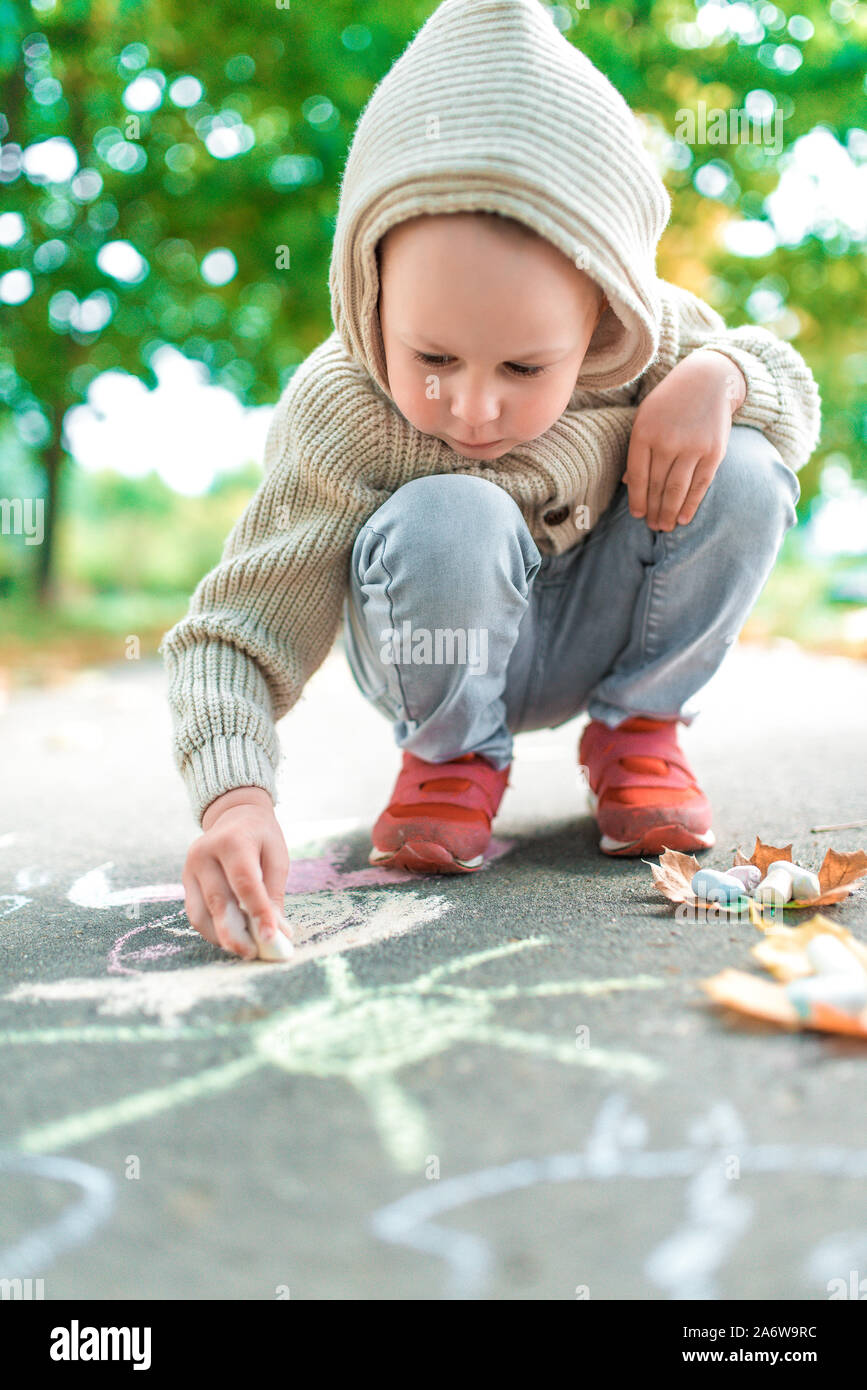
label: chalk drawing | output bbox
[0,1150,115,1278]
[64,837,516,909]
[370,1090,867,1298]
[643,1102,754,1299]
[3,937,665,1171]
[804,1231,867,1292]
[0,894,29,918]
[14,866,52,891]
[108,915,188,974]
[7,890,450,1026]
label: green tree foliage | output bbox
[1,0,865,603]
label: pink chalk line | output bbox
[105,840,514,973]
[100,838,515,906]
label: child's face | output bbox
[377,214,606,459]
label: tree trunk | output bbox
[34,424,63,607]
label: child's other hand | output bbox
[621,350,747,531]
[183,787,291,959]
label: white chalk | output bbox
[690,869,749,904]
[755,865,794,905]
[247,911,295,962]
[805,934,866,980]
[786,972,867,1018]
[757,859,820,903]
[726,865,762,893]
[787,866,821,901]
[221,899,294,961]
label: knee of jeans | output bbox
[359,471,527,558]
[705,425,800,538]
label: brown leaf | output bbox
[701,966,867,1039]
[797,888,856,907]
[645,848,701,904]
[751,913,867,980]
[760,847,867,908]
[701,968,800,1027]
[817,847,867,894]
[648,840,867,913]
[748,838,793,876]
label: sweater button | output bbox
[543,505,570,526]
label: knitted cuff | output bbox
[692,339,782,437]
[182,736,278,828]
[697,335,823,473]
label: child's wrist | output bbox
[689,348,747,415]
[202,785,273,830]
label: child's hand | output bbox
[621,350,747,531]
[183,787,291,959]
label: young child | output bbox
[160,0,821,957]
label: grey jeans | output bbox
[342,425,800,770]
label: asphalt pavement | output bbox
[2,633,866,1299]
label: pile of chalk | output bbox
[785,933,867,1019]
[691,861,821,908]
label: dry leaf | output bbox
[700,966,867,1039]
[818,847,867,889]
[729,837,867,910]
[701,915,867,1038]
[742,837,793,877]
[751,913,867,981]
[701,968,801,1028]
[644,848,702,905]
[649,836,867,915]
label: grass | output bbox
[0,591,192,687]
[740,555,867,659]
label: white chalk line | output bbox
[6,891,451,1027]
[0,1150,116,1278]
[15,1055,267,1156]
[0,894,30,918]
[643,1101,753,1300]
[370,1091,867,1298]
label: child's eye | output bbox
[412,351,545,378]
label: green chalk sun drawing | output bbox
[4,923,666,1174]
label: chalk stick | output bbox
[247,906,294,961]
[247,910,295,961]
[726,865,762,893]
[805,933,866,979]
[786,972,867,1018]
[755,865,795,905]
[221,899,295,961]
[691,868,749,904]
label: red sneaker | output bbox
[578,715,715,856]
[370,750,511,874]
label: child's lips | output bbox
[449,435,506,449]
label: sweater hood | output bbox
[328,0,672,401]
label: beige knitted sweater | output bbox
[159,0,821,827]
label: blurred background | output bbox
[1,0,866,692]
